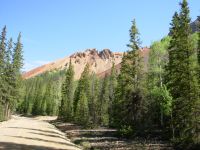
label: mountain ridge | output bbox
[23,49,124,80]
[23,48,150,80]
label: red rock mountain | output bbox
[23,48,150,80]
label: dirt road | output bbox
[0,115,81,150]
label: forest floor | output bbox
[0,115,81,150]
[51,120,174,150]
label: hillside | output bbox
[23,48,150,80]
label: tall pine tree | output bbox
[108,63,117,126]
[90,73,100,126]
[59,60,74,121]
[114,19,145,133]
[0,26,7,120]
[99,75,110,126]
[167,0,200,145]
[4,38,14,118]
[73,63,91,113]
[12,33,23,109]
[75,91,89,127]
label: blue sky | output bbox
[0,0,199,71]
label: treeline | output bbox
[58,60,117,127]
[19,70,65,116]
[0,26,23,121]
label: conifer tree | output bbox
[198,20,200,62]
[198,20,200,80]
[59,60,74,121]
[114,19,145,132]
[167,0,200,145]
[44,81,54,116]
[32,78,43,115]
[108,63,117,126]
[99,75,110,126]
[4,38,14,117]
[73,63,90,113]
[12,33,23,108]
[75,91,89,126]
[0,26,7,108]
[90,73,99,126]
[0,26,6,74]
[0,26,7,120]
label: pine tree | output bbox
[114,19,145,133]
[75,91,89,126]
[167,0,200,145]
[44,81,53,116]
[4,38,14,118]
[108,63,117,126]
[90,73,100,126]
[0,26,7,120]
[99,75,110,126]
[32,78,43,115]
[12,33,23,109]
[0,26,6,74]
[198,20,200,81]
[73,63,90,113]
[59,60,74,121]
[198,19,200,61]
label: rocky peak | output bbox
[99,49,113,59]
[70,48,115,60]
[23,48,124,80]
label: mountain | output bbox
[23,48,150,80]
[23,49,123,80]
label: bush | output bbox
[119,125,134,138]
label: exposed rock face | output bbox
[23,49,123,80]
[23,48,150,80]
[99,49,114,59]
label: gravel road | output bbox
[0,115,81,150]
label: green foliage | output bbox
[198,21,200,83]
[0,26,7,121]
[89,73,100,127]
[0,26,23,121]
[59,60,75,121]
[108,64,118,126]
[99,76,110,126]
[147,36,172,128]
[119,125,134,138]
[73,64,91,126]
[20,70,64,116]
[166,0,200,145]
[75,91,89,126]
[74,63,91,113]
[113,19,146,133]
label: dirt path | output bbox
[0,115,81,150]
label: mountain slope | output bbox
[23,49,123,80]
[23,48,150,80]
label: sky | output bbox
[0,0,199,71]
